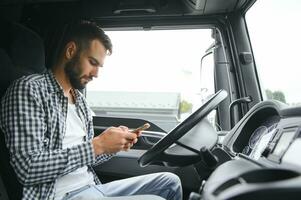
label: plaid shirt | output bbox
[0,70,113,200]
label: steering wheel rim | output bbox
[138,90,228,167]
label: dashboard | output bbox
[202,100,301,200]
[241,115,279,160]
[225,101,301,165]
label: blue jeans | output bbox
[62,172,182,200]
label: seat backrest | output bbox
[0,20,46,200]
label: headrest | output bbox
[7,22,46,73]
[0,21,46,96]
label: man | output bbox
[0,21,182,200]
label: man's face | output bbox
[64,39,107,89]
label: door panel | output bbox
[92,116,201,194]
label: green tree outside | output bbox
[265,89,273,99]
[265,89,286,104]
[180,100,193,114]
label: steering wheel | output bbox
[138,90,228,167]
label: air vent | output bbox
[113,0,157,15]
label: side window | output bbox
[246,0,301,106]
[87,29,215,132]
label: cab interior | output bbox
[1,0,301,200]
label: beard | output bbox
[64,53,90,90]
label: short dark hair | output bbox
[59,20,112,58]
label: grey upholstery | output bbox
[0,49,14,95]
[0,21,46,96]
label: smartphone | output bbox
[131,123,151,133]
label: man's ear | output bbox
[65,41,77,59]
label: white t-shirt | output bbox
[54,104,95,200]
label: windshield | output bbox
[246,0,301,105]
[86,29,215,131]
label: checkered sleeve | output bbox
[92,152,115,166]
[0,79,95,186]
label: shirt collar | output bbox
[45,69,64,93]
[45,70,84,103]
[70,88,84,105]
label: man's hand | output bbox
[92,126,141,155]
